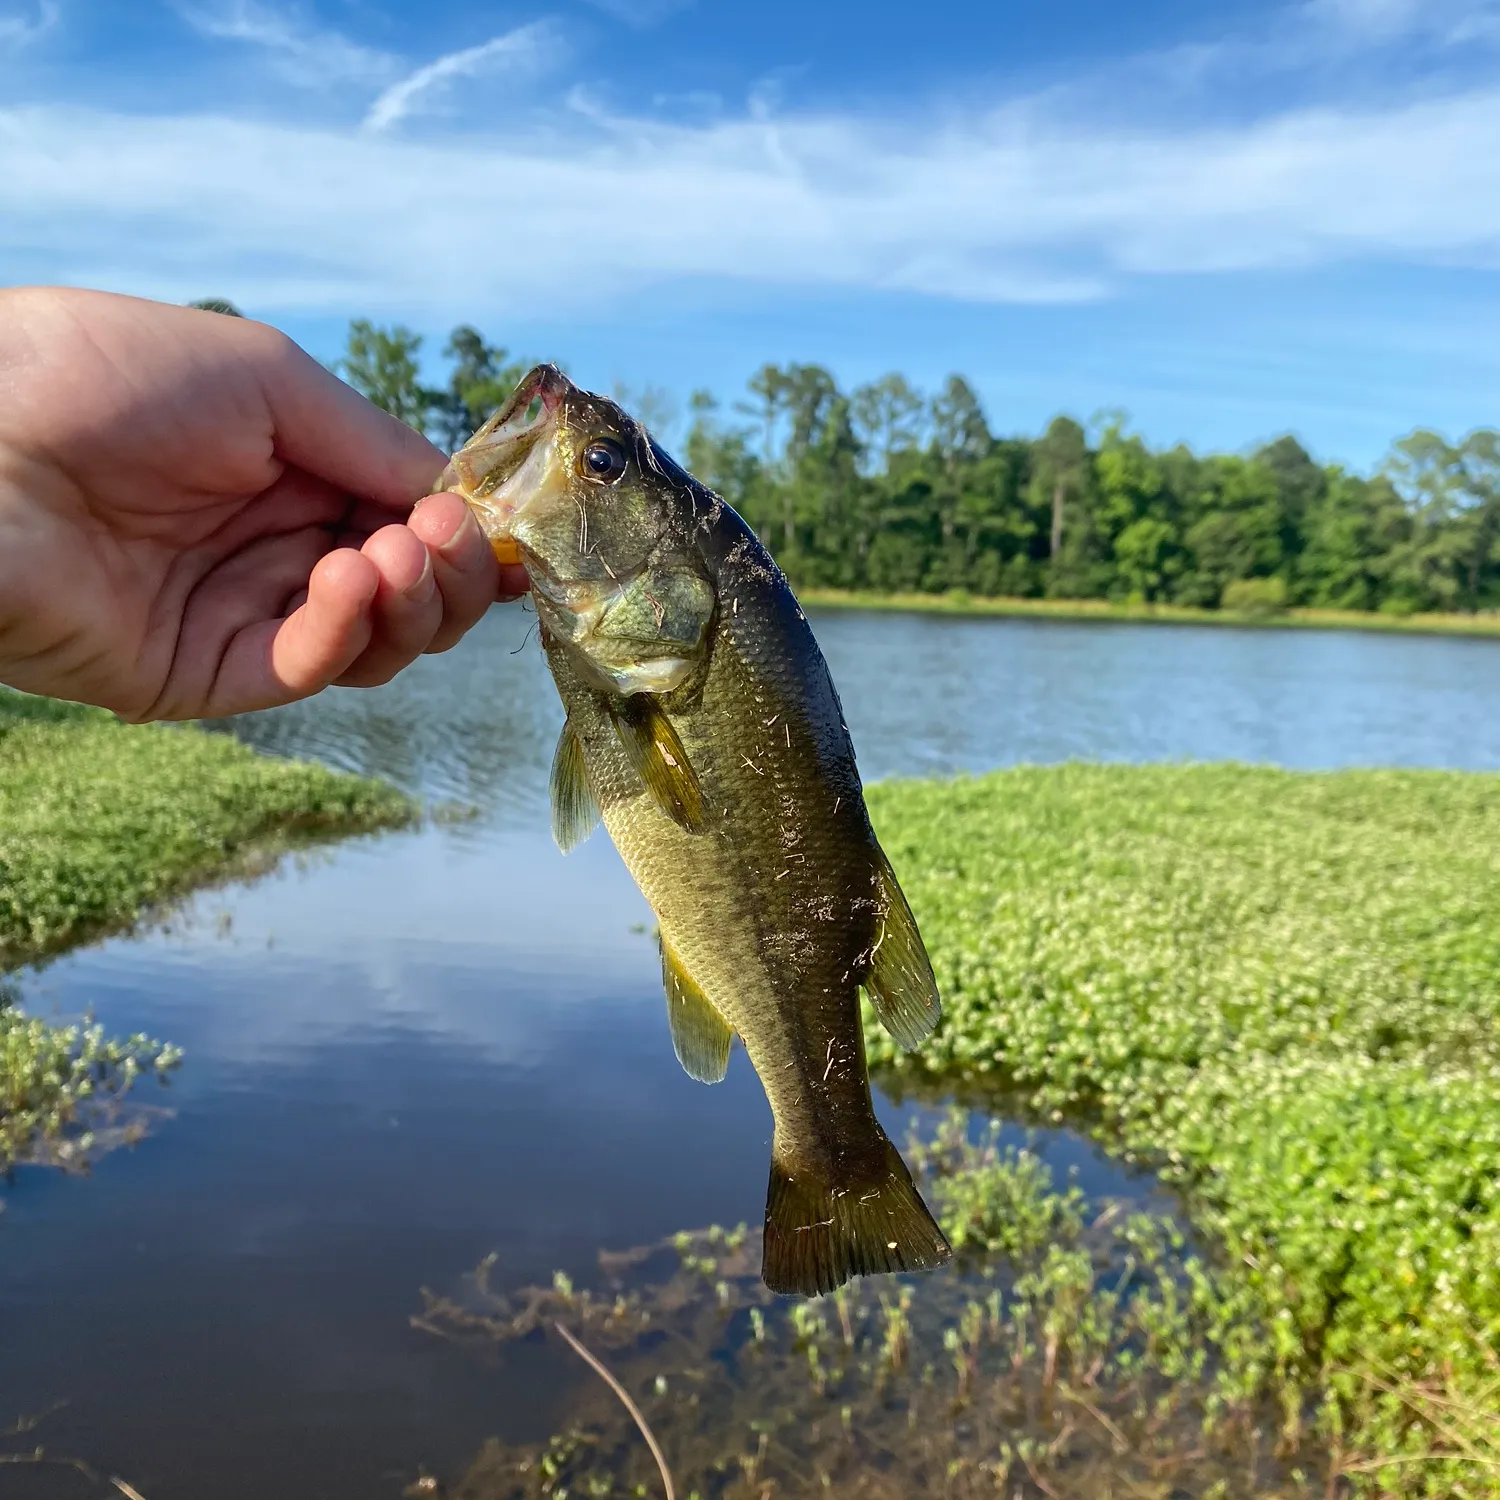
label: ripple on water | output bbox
[8,607,1500,1496]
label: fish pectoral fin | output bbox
[661,932,733,1084]
[762,1133,951,1297]
[549,720,601,854]
[862,850,942,1051]
[609,696,707,834]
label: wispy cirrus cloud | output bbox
[7,78,1500,317]
[5,0,1500,327]
[363,21,560,132]
[579,0,695,27]
[176,0,395,87]
[1300,0,1500,45]
[1077,0,1500,120]
[0,0,57,50]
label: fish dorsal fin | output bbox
[661,931,733,1083]
[862,850,942,1050]
[609,696,706,833]
[549,720,600,853]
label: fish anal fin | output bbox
[862,850,942,1051]
[610,696,706,833]
[762,1134,951,1297]
[549,720,601,854]
[661,932,733,1084]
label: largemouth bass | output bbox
[439,366,951,1296]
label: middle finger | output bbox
[334,523,443,687]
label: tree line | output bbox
[333,317,1500,617]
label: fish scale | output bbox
[443,364,951,1296]
[553,562,878,1168]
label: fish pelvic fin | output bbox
[549,720,601,853]
[862,849,942,1051]
[762,1134,951,1297]
[661,930,733,1084]
[608,695,706,833]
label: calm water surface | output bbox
[4,610,1500,1498]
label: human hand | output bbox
[0,287,528,721]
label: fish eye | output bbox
[580,438,629,485]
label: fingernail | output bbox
[438,506,481,561]
[403,554,436,605]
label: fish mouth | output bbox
[438,364,572,550]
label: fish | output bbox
[438,365,951,1296]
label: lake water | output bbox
[5,609,1500,1499]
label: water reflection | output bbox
[813,611,1500,779]
[214,607,562,817]
[4,607,1499,1499]
[221,609,1500,800]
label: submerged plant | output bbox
[419,1115,1340,1498]
[0,993,180,1177]
[420,765,1500,1498]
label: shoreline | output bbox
[0,693,416,1177]
[799,586,1500,638]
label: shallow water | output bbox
[4,609,1498,1498]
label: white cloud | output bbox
[1085,0,1500,117]
[6,81,1500,317]
[177,0,394,87]
[0,0,57,49]
[1302,0,1428,39]
[363,22,559,132]
[1295,0,1500,53]
[7,0,1500,319]
[579,0,694,27]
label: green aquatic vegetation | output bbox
[907,1111,1086,1261]
[422,1119,1328,1498]
[0,687,414,1177]
[866,763,1500,1492]
[421,764,1500,1496]
[0,689,414,966]
[0,989,180,1175]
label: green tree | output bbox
[930,375,990,470]
[739,364,792,467]
[430,326,530,450]
[684,391,762,529]
[925,376,992,582]
[339,320,432,431]
[851,374,924,474]
[612,381,679,443]
[187,297,243,317]
[1030,415,1089,588]
[1114,516,1179,602]
[386,342,1500,618]
[1180,456,1286,607]
[1387,429,1500,611]
[1298,472,1409,611]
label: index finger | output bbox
[239,320,449,512]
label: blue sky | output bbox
[4,0,1500,466]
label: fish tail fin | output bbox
[762,1134,951,1297]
